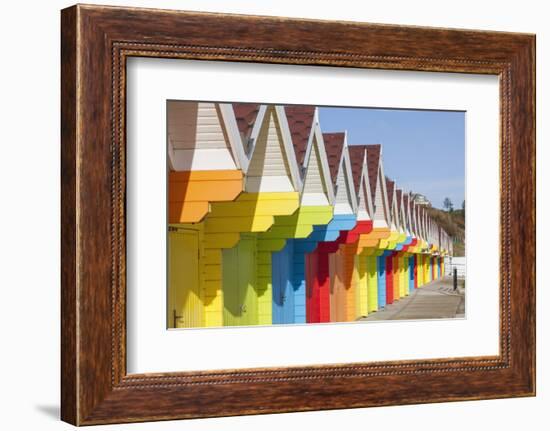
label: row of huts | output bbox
[167,101,453,328]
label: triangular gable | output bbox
[365,145,380,204]
[407,194,415,236]
[233,103,261,145]
[416,204,425,240]
[284,105,314,167]
[168,101,244,171]
[412,198,418,237]
[366,145,391,228]
[301,134,331,205]
[413,198,421,239]
[410,196,417,237]
[420,208,428,241]
[430,210,431,242]
[245,105,301,193]
[396,189,406,233]
[403,193,412,235]
[416,205,423,240]
[348,145,374,221]
[324,132,357,215]
[417,204,424,241]
[385,177,398,231]
[285,106,333,205]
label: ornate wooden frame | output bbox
[61,4,536,425]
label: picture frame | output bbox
[60,4,535,425]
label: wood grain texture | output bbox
[60,6,77,425]
[60,4,536,425]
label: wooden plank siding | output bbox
[218,104,306,326]
[246,107,295,193]
[167,101,245,223]
[167,102,454,328]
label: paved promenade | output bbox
[361,276,465,321]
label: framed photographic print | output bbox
[61,4,535,425]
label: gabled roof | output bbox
[410,194,417,234]
[323,132,346,185]
[365,145,381,203]
[403,193,411,231]
[168,101,247,172]
[418,206,425,238]
[385,177,395,211]
[414,205,424,239]
[233,103,261,141]
[396,189,404,230]
[396,189,403,214]
[348,145,368,195]
[242,105,302,192]
[284,106,315,167]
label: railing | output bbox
[444,256,466,279]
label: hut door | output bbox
[408,256,415,293]
[377,255,386,308]
[168,229,202,328]
[305,250,319,323]
[330,252,347,322]
[385,255,394,304]
[272,244,294,324]
[223,235,258,326]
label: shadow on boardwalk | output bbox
[361,276,465,321]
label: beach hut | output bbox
[269,106,335,324]
[395,189,410,299]
[421,208,431,285]
[167,101,249,328]
[416,205,428,287]
[345,145,376,318]
[391,188,404,302]
[384,178,397,304]
[326,134,362,322]
[315,145,376,322]
[353,145,393,309]
[221,104,303,327]
[402,193,417,294]
[307,132,358,323]
[167,101,246,224]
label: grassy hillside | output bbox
[426,206,465,257]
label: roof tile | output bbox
[396,189,403,214]
[233,103,261,141]
[323,132,346,184]
[385,177,395,211]
[365,145,381,203]
[348,145,369,195]
[284,106,315,166]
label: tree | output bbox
[462,200,465,212]
[443,197,454,212]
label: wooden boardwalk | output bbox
[361,276,465,321]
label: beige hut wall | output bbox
[167,101,237,171]
[245,106,296,193]
[357,153,374,222]
[387,189,398,232]
[356,178,371,221]
[333,158,354,215]
[410,199,417,236]
[301,134,331,206]
[372,168,390,229]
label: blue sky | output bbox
[318,107,465,210]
